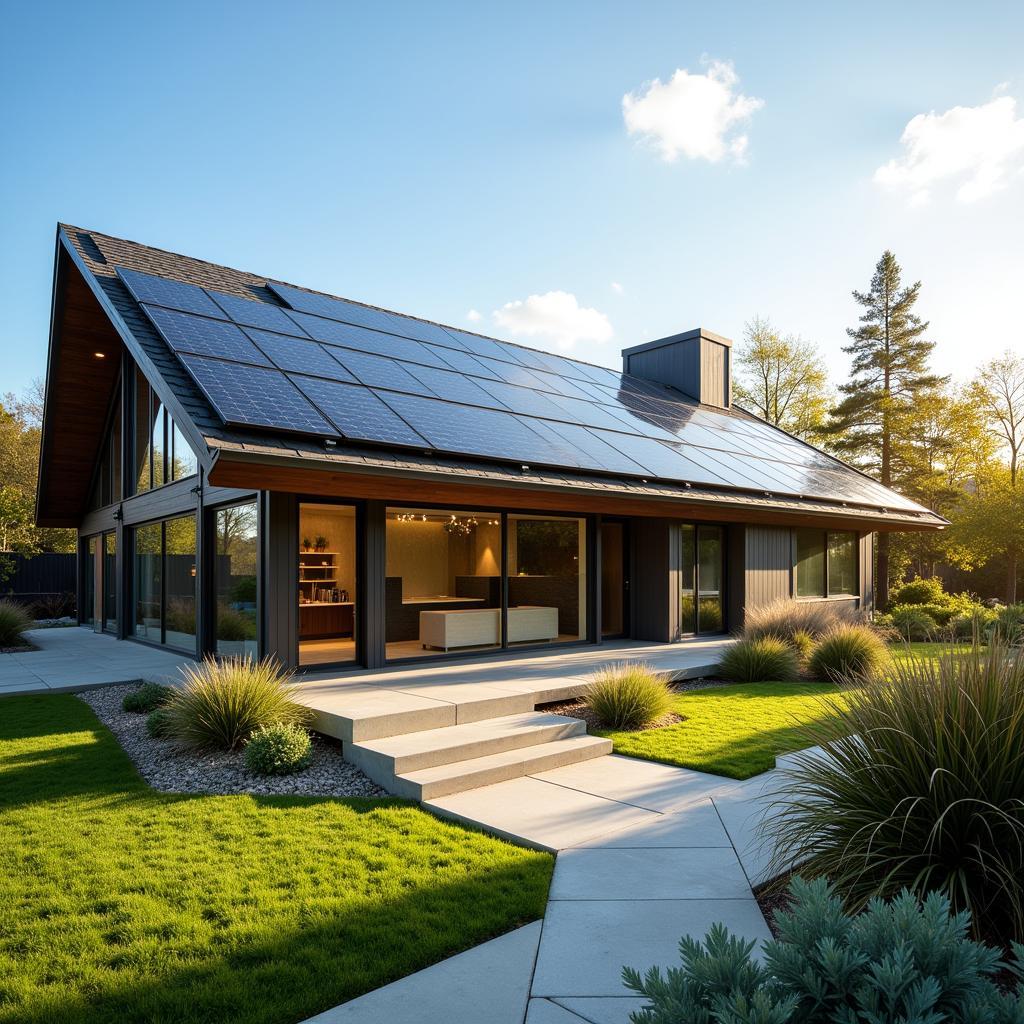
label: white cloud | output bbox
[874,92,1024,204]
[465,308,482,322]
[610,281,624,294]
[622,59,763,163]
[492,291,613,351]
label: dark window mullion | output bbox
[500,513,508,649]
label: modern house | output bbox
[37,225,945,673]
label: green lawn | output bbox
[596,681,841,779]
[0,694,552,1024]
[596,643,968,781]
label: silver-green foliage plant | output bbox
[769,641,1024,945]
[587,662,673,730]
[623,877,1024,1024]
[244,722,313,776]
[163,656,310,750]
[122,682,172,713]
[718,637,800,683]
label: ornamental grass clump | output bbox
[717,636,800,683]
[743,598,841,645]
[244,722,313,776]
[623,877,1023,1023]
[162,656,310,751]
[807,623,889,682]
[767,641,1024,945]
[0,598,31,647]
[122,682,172,713]
[586,663,672,730]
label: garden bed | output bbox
[78,682,386,798]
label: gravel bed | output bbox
[78,682,388,799]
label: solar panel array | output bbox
[115,266,926,513]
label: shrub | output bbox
[122,682,172,713]
[743,599,841,643]
[586,663,673,730]
[994,603,1024,643]
[767,641,1024,944]
[31,591,76,620]
[789,629,814,662]
[0,598,32,646]
[146,708,173,738]
[808,623,889,681]
[162,656,310,750]
[889,604,938,641]
[717,636,800,683]
[890,575,947,607]
[623,877,1023,1023]
[215,604,258,642]
[244,722,313,776]
[951,605,999,641]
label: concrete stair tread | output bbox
[395,734,613,800]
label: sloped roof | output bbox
[44,224,945,530]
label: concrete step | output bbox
[392,734,613,801]
[347,712,588,783]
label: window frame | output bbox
[793,528,860,600]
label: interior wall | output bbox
[385,520,447,597]
[474,522,501,576]
[299,506,356,598]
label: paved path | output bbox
[0,627,193,695]
[326,754,780,1024]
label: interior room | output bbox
[298,503,357,666]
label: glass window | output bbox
[508,514,586,646]
[215,502,259,658]
[133,523,162,642]
[827,532,858,596]
[679,524,696,634]
[82,537,97,627]
[164,515,197,651]
[795,529,825,598]
[134,369,151,494]
[103,532,117,633]
[151,398,166,489]
[299,503,357,667]
[385,508,503,659]
[170,420,197,481]
[110,402,122,502]
[696,526,723,633]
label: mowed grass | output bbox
[596,681,841,779]
[0,694,553,1024]
[594,643,967,780]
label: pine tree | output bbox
[829,251,945,607]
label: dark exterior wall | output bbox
[263,491,298,669]
[623,331,730,409]
[630,518,678,642]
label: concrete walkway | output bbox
[0,627,193,694]
[326,754,779,1024]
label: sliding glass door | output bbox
[679,524,725,635]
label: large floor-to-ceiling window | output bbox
[132,515,197,651]
[214,502,258,658]
[102,532,117,633]
[679,524,725,635]
[299,503,357,667]
[385,507,502,660]
[81,536,97,627]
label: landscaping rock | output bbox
[78,683,388,799]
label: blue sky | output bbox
[2,1,1022,397]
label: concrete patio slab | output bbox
[295,682,456,742]
[531,898,772,998]
[425,776,660,851]
[549,847,751,901]
[571,799,730,848]
[532,754,735,814]
[301,920,541,1024]
[552,997,648,1023]
[526,998,590,1023]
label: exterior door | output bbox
[680,523,725,635]
[600,520,628,638]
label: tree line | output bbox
[733,250,1024,607]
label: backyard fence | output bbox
[2,552,77,614]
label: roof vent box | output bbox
[621,328,732,409]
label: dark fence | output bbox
[2,552,77,612]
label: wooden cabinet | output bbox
[299,603,354,641]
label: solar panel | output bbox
[527,419,650,477]
[266,282,401,334]
[473,357,549,390]
[326,349,435,394]
[439,327,509,360]
[285,311,453,369]
[594,432,732,487]
[427,345,499,379]
[244,328,355,380]
[208,290,308,335]
[474,379,572,420]
[527,369,595,401]
[290,375,429,447]
[118,267,225,318]
[179,355,336,436]
[375,391,567,465]
[401,364,502,408]
[143,305,272,366]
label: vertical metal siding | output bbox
[860,532,875,612]
[263,492,298,669]
[631,518,673,642]
[744,526,793,609]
